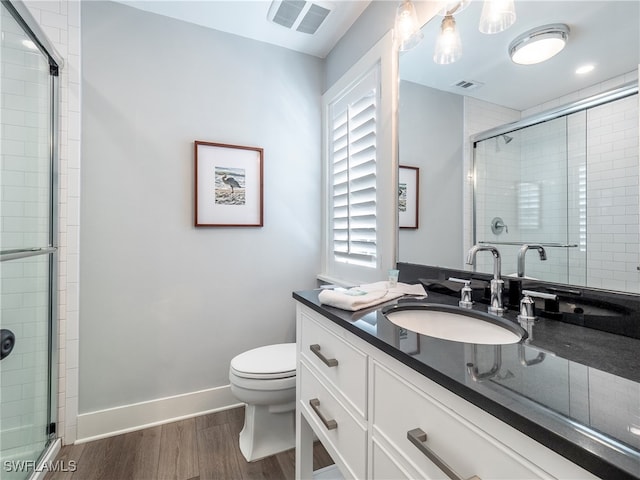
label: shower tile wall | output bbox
[23,1,81,445]
[585,95,639,292]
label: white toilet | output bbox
[229,343,297,462]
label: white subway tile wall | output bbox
[23,0,81,445]
[586,95,639,292]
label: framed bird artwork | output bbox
[194,141,264,226]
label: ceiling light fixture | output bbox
[479,0,516,34]
[509,24,570,65]
[395,0,423,51]
[433,14,462,65]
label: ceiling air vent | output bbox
[268,1,332,35]
[452,79,484,91]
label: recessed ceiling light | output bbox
[575,64,595,75]
[509,24,570,65]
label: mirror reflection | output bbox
[398,0,639,293]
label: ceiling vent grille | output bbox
[452,79,484,91]
[268,1,332,35]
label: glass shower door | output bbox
[1,3,57,478]
[474,115,586,284]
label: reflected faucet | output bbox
[466,244,505,316]
[466,345,514,382]
[517,244,547,278]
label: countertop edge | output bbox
[293,290,637,480]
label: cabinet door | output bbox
[372,361,549,480]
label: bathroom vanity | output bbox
[293,271,640,479]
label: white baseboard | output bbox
[76,384,242,443]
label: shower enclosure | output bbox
[473,84,639,293]
[1,1,61,478]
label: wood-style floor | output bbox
[45,406,333,480]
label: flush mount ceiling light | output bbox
[479,0,516,34]
[395,0,423,51]
[509,24,570,65]
[433,14,462,64]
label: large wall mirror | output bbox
[398,0,639,293]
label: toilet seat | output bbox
[230,343,296,380]
[228,342,297,462]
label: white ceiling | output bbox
[116,0,371,58]
[113,1,638,109]
[400,1,640,111]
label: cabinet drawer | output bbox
[299,310,367,417]
[372,361,547,480]
[299,360,367,479]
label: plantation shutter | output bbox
[329,67,379,268]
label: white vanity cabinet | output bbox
[295,302,598,480]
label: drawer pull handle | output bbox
[309,398,338,430]
[310,344,338,367]
[407,428,481,480]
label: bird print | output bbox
[221,174,241,193]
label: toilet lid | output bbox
[230,343,296,379]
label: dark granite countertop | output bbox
[293,285,640,479]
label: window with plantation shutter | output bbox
[320,31,397,286]
[330,67,379,268]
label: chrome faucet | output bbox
[517,289,558,342]
[466,244,505,316]
[517,244,547,278]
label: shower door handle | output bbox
[1,329,16,360]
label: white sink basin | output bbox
[382,303,526,345]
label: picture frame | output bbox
[399,165,419,229]
[194,141,264,227]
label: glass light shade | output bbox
[509,24,570,65]
[433,15,462,64]
[395,0,424,51]
[479,0,516,34]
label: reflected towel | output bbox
[318,281,427,311]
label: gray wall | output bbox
[398,81,464,267]
[80,2,322,413]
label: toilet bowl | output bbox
[229,343,296,462]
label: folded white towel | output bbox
[318,281,427,311]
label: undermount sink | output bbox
[381,303,527,345]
